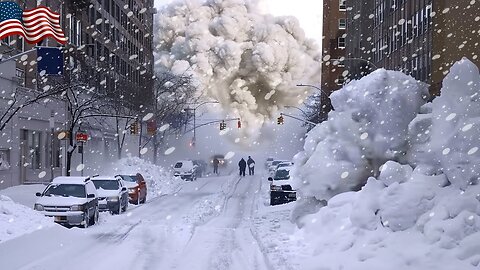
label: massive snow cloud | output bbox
[154,0,321,138]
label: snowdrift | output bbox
[292,68,429,201]
[107,157,180,198]
[292,58,480,269]
[0,195,53,243]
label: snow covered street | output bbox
[0,171,296,270]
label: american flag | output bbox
[0,1,67,44]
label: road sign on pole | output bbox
[75,132,88,142]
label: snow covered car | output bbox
[34,176,99,228]
[265,157,274,168]
[269,166,296,205]
[91,176,128,214]
[116,174,147,205]
[193,160,207,177]
[268,160,288,173]
[173,160,198,181]
[210,154,226,167]
[275,161,294,171]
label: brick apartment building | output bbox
[321,0,347,120]
[0,0,155,188]
[345,0,479,95]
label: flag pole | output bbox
[0,46,65,64]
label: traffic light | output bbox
[277,115,284,125]
[237,120,241,129]
[130,120,139,134]
[219,121,227,130]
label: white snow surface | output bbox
[292,58,480,269]
[106,157,181,198]
[0,195,54,243]
[292,68,429,201]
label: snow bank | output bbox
[292,68,429,201]
[107,157,180,198]
[293,59,480,269]
[0,195,53,243]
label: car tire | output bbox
[83,210,90,228]
[122,200,128,212]
[91,207,99,225]
[141,196,146,204]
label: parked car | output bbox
[269,166,296,205]
[268,160,288,173]
[91,176,129,214]
[193,160,208,177]
[116,173,147,205]
[34,176,99,228]
[173,160,198,181]
[265,157,274,168]
[276,161,294,170]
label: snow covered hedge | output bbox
[292,58,480,269]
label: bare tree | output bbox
[144,71,198,164]
[0,85,70,131]
[61,85,115,175]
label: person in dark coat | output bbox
[238,158,247,177]
[213,158,219,175]
[247,156,255,175]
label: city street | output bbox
[0,172,285,270]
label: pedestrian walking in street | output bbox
[238,158,246,177]
[247,156,255,175]
[213,157,219,175]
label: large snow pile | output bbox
[292,58,480,269]
[155,0,320,139]
[292,68,429,201]
[107,157,180,198]
[0,195,53,243]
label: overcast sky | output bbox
[153,0,322,42]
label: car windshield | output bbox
[274,169,290,180]
[119,175,137,182]
[272,161,284,166]
[44,184,86,198]
[92,180,119,190]
[174,162,183,168]
[267,158,274,161]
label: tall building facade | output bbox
[321,0,347,120]
[0,0,155,188]
[345,0,479,95]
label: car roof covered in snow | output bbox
[51,176,89,185]
[91,175,119,181]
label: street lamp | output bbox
[185,101,219,147]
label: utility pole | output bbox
[49,110,55,181]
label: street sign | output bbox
[76,132,88,142]
[147,119,157,135]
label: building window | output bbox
[22,130,43,170]
[0,149,10,171]
[338,37,346,48]
[336,75,345,85]
[338,18,346,29]
[15,68,25,86]
[339,0,346,11]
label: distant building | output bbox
[345,0,479,95]
[321,0,347,120]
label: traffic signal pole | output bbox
[279,112,317,126]
[184,118,240,134]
